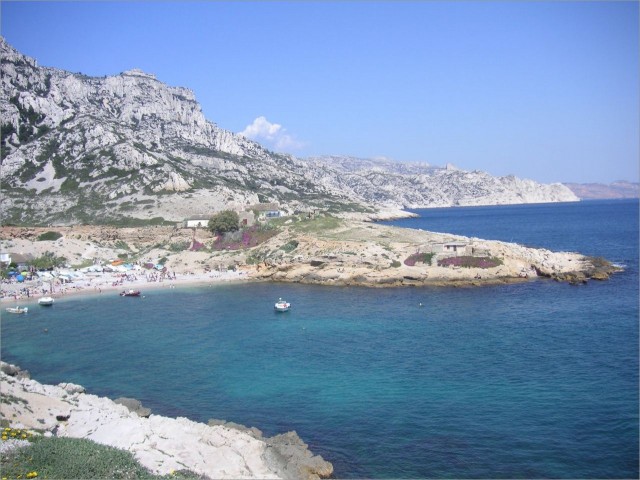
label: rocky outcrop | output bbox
[0,363,333,479]
[114,397,152,418]
[208,420,334,480]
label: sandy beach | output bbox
[0,267,253,305]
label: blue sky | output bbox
[1,1,638,183]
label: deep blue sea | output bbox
[2,199,638,479]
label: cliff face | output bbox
[1,37,577,225]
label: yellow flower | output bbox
[27,473,38,479]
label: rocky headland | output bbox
[0,216,621,299]
[0,363,333,480]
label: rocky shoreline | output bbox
[0,220,622,299]
[0,362,333,479]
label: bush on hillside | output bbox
[36,231,62,241]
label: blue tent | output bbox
[16,274,24,282]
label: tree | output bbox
[208,210,240,235]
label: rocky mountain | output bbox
[0,37,578,226]
[306,156,577,209]
[563,181,639,200]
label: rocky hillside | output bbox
[0,37,577,226]
[307,156,578,208]
[564,181,639,199]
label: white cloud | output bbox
[239,116,304,151]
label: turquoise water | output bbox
[2,199,638,478]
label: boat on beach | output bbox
[274,298,291,312]
[6,306,28,314]
[120,289,141,297]
[38,296,55,306]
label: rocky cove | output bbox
[0,218,623,479]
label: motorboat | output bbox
[38,296,55,306]
[120,289,141,297]
[274,298,291,312]
[6,306,28,314]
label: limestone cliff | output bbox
[1,37,577,226]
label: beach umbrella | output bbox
[16,274,24,282]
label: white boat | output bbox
[38,296,55,306]
[274,298,291,312]
[6,306,28,314]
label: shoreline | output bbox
[0,362,333,479]
[1,269,253,305]
[0,221,622,307]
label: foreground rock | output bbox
[0,363,333,480]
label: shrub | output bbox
[212,225,278,251]
[168,241,190,252]
[280,240,299,253]
[30,252,67,270]
[190,240,205,251]
[0,436,161,479]
[404,252,435,266]
[437,256,503,269]
[36,231,62,241]
[208,210,239,235]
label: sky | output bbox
[1,1,638,184]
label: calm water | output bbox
[2,199,638,479]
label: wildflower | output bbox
[27,473,38,479]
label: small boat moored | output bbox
[6,306,28,314]
[120,289,141,297]
[38,296,55,306]
[274,298,291,312]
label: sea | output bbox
[1,199,638,479]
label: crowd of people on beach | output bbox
[1,266,251,303]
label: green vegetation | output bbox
[0,432,201,479]
[403,252,435,266]
[280,239,299,253]
[168,241,190,252]
[36,231,62,241]
[29,252,67,270]
[207,210,239,235]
